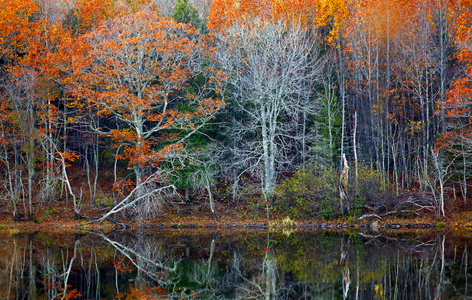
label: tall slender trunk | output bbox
[28,234,36,298]
[261,102,275,196]
[206,177,216,220]
[93,118,99,202]
[392,139,399,195]
[462,138,468,204]
[26,108,35,221]
[438,0,446,132]
[60,153,80,219]
[353,112,358,193]
[386,0,391,185]
[337,45,346,171]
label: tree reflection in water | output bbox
[229,233,288,299]
[0,230,469,299]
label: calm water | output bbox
[0,229,469,299]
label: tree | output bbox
[436,0,472,202]
[0,0,80,220]
[215,19,323,198]
[1,67,39,221]
[68,0,116,34]
[430,147,452,220]
[173,0,203,30]
[0,0,44,63]
[68,7,224,216]
[313,55,342,168]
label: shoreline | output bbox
[0,215,453,233]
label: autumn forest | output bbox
[1,0,472,225]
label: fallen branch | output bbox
[85,175,176,224]
[358,232,383,239]
[358,214,382,220]
[361,195,437,219]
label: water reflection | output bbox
[0,230,470,299]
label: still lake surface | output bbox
[0,229,469,299]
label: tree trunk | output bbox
[206,178,217,221]
[353,112,358,194]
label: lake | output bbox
[0,229,468,299]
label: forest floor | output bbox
[1,166,470,233]
[1,170,470,233]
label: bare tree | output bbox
[2,67,40,220]
[314,55,341,168]
[183,146,220,220]
[430,148,454,220]
[215,19,323,198]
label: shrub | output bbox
[274,164,388,219]
[436,222,446,231]
[274,166,339,218]
[351,164,386,205]
[347,215,357,225]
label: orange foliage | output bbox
[455,0,472,59]
[123,284,167,299]
[65,7,224,180]
[436,0,472,149]
[442,1,472,117]
[208,0,350,43]
[61,288,83,299]
[113,258,136,275]
[74,0,117,32]
[0,0,45,60]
